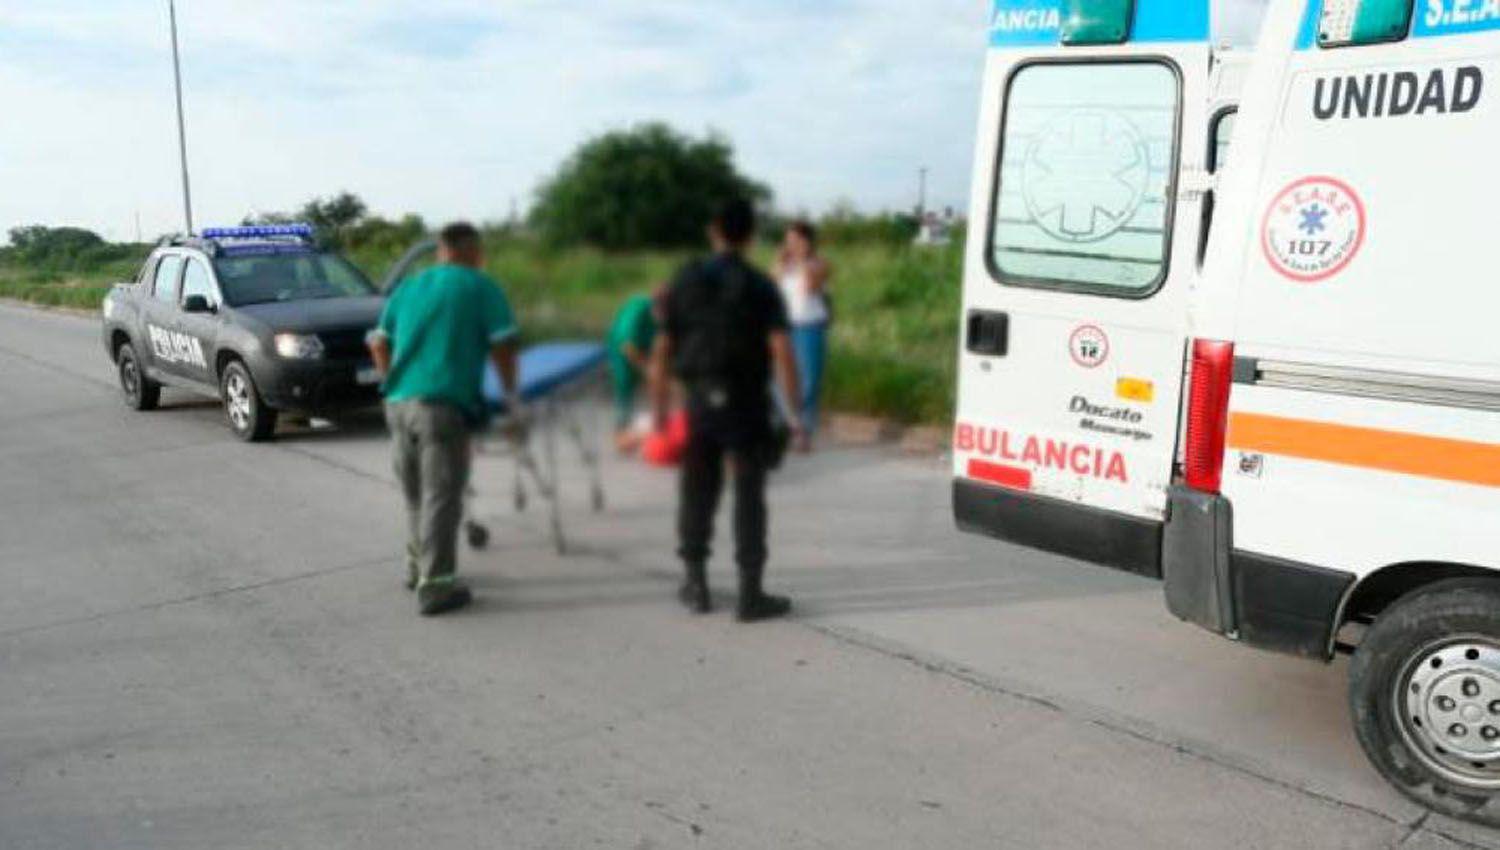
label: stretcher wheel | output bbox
[465,521,490,550]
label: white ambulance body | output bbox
[955,0,1500,823]
[955,0,1250,571]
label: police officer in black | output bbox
[649,198,804,622]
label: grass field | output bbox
[0,258,136,310]
[2,237,962,425]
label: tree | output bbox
[300,192,368,247]
[243,192,369,248]
[344,213,427,255]
[530,123,770,251]
[4,225,126,269]
[9,225,103,258]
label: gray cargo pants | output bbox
[386,400,472,588]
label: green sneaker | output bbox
[417,577,473,617]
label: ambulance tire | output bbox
[1350,578,1500,827]
[117,343,160,411]
[220,360,278,443]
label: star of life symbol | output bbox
[1021,109,1152,244]
[1262,177,1366,283]
[1298,204,1329,236]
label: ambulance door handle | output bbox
[966,310,1009,357]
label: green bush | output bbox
[817,208,921,248]
[530,123,769,251]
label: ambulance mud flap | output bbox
[1162,486,1237,635]
[952,479,1162,578]
[1163,486,1357,659]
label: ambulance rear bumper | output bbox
[952,478,1163,579]
[1163,486,1354,661]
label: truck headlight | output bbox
[274,333,325,360]
[102,294,116,320]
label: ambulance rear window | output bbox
[989,61,1180,297]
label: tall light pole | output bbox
[917,166,929,218]
[168,0,195,234]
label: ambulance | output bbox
[953,0,1500,823]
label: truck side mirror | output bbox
[182,294,214,314]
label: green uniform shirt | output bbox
[374,264,518,422]
[607,294,656,370]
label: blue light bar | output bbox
[218,243,316,258]
[200,224,315,241]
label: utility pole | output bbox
[168,0,195,234]
[917,167,929,218]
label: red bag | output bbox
[641,411,690,467]
[665,410,690,445]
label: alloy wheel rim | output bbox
[1397,636,1500,790]
[225,372,252,431]
[120,356,139,401]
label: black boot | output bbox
[736,564,791,623]
[678,562,712,614]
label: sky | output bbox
[0,1,990,242]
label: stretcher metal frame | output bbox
[467,343,609,555]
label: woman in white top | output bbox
[773,221,832,450]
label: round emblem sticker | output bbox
[1261,176,1366,283]
[1069,325,1110,369]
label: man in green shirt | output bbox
[367,223,520,616]
[606,291,660,451]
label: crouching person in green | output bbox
[367,223,520,616]
[606,290,662,452]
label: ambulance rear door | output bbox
[953,0,1217,576]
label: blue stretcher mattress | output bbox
[483,341,607,411]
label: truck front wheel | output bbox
[116,343,160,411]
[220,360,277,442]
[1350,578,1500,826]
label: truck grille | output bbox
[319,329,373,361]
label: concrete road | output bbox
[1,300,1496,850]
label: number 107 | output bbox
[1286,239,1332,256]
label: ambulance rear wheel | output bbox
[1350,578,1500,827]
[221,360,277,443]
[117,343,160,411]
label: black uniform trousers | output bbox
[676,400,771,582]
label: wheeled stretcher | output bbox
[466,341,608,555]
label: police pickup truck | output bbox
[101,225,385,441]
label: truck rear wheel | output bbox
[220,360,277,442]
[1350,578,1500,826]
[116,343,160,411]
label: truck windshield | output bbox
[213,252,375,307]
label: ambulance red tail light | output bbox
[1183,339,1235,494]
